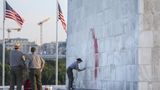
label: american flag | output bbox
[57,2,67,32]
[5,1,24,27]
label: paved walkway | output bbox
[56,88,97,90]
[0,85,99,90]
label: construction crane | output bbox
[37,17,50,46]
[7,28,21,39]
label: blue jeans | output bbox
[67,67,74,89]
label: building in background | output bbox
[41,42,56,55]
[67,0,160,90]
[0,38,66,60]
[0,38,38,54]
[41,42,66,59]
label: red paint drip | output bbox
[91,29,99,79]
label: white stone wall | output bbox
[66,0,147,90]
[138,0,160,90]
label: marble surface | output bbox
[67,0,160,90]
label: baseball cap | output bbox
[77,58,83,62]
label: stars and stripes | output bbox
[5,1,24,27]
[57,2,67,32]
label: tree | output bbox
[5,64,10,85]
[42,60,55,85]
[0,44,2,62]
[41,58,66,85]
[0,63,2,85]
[0,63,11,85]
[0,44,11,85]
[58,59,66,84]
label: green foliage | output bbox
[58,59,66,84]
[0,63,11,85]
[0,63,2,85]
[42,58,66,85]
[0,44,2,62]
[42,60,55,85]
[5,64,10,85]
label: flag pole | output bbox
[55,0,59,85]
[2,0,6,88]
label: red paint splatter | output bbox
[91,28,99,79]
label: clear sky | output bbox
[0,0,67,45]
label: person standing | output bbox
[9,43,25,90]
[67,58,86,90]
[28,47,45,90]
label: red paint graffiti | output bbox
[91,28,99,79]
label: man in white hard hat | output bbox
[9,43,25,90]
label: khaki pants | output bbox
[29,69,42,90]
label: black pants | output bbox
[10,67,23,90]
[67,67,73,89]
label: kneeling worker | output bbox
[67,58,86,90]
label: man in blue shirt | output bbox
[9,43,25,90]
[67,58,86,90]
